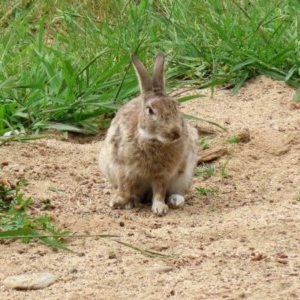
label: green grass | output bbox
[220,159,231,178]
[227,136,240,144]
[1,0,300,135]
[194,186,217,197]
[199,137,211,150]
[194,163,216,179]
[0,178,71,250]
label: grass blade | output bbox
[113,240,171,258]
[183,113,227,131]
[0,228,71,251]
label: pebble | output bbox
[3,130,20,137]
[148,265,175,273]
[107,250,117,259]
[3,273,56,290]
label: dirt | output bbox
[0,75,300,300]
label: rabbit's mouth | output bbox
[138,127,182,144]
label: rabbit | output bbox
[99,53,198,216]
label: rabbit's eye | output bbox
[146,106,155,116]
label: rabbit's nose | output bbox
[171,127,181,140]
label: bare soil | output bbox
[1,76,300,300]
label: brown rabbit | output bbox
[99,53,198,216]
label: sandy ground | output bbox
[0,75,300,299]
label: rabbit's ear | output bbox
[153,53,165,93]
[131,54,153,94]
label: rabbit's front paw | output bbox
[110,195,140,209]
[124,201,134,209]
[152,200,169,216]
[167,194,185,209]
[124,195,141,209]
[109,196,127,208]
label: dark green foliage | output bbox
[0,0,299,134]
